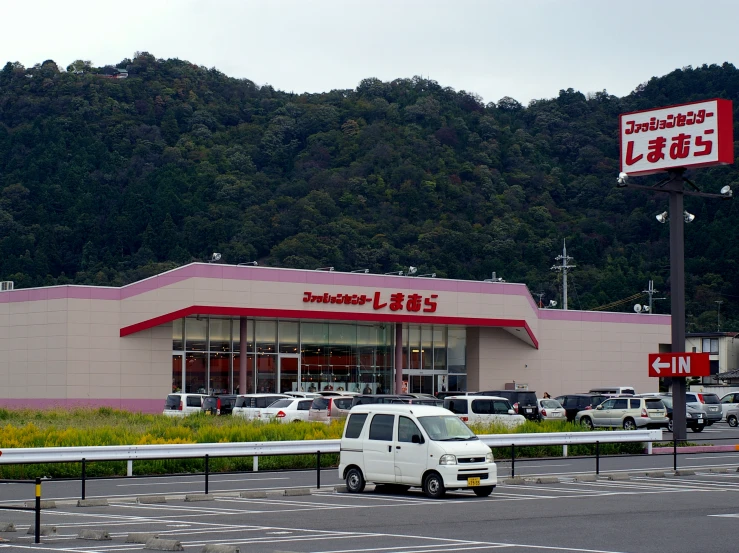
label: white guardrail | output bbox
[0,430,662,466]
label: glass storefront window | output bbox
[329,324,356,387]
[209,319,231,353]
[233,353,254,394]
[256,354,276,393]
[256,321,276,354]
[209,352,230,393]
[279,321,299,354]
[433,327,446,370]
[422,327,433,370]
[185,352,207,393]
[172,355,183,392]
[448,328,466,374]
[173,320,183,351]
[185,318,207,351]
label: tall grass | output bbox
[0,409,646,478]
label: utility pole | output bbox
[716,300,723,332]
[534,292,545,308]
[551,240,576,310]
[642,279,666,314]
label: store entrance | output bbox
[278,354,300,393]
[405,371,447,395]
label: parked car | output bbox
[537,398,566,421]
[163,393,206,417]
[718,391,739,421]
[408,397,444,407]
[554,393,609,422]
[201,394,237,416]
[283,391,321,399]
[443,395,526,428]
[339,404,497,498]
[232,393,289,420]
[685,392,721,425]
[588,386,636,397]
[435,391,469,400]
[576,396,668,430]
[726,407,739,427]
[259,398,314,423]
[638,393,706,432]
[472,390,539,420]
[308,395,355,424]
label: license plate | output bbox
[525,409,532,413]
[467,477,481,487]
[697,419,704,424]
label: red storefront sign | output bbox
[302,291,438,313]
[619,99,733,177]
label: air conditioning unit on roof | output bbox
[1,281,14,291]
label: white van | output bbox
[338,404,497,499]
[443,395,526,428]
[163,393,206,417]
[232,393,289,420]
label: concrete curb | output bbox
[145,537,184,551]
[202,545,240,553]
[26,525,56,536]
[709,467,728,473]
[126,533,159,543]
[534,476,560,484]
[674,469,696,476]
[24,500,56,509]
[184,494,215,502]
[78,529,111,540]
[574,474,597,482]
[502,477,527,485]
[644,471,666,478]
[138,496,167,504]
[605,473,630,481]
[284,488,311,496]
[334,485,348,493]
[0,523,15,532]
[239,491,267,499]
[78,498,109,507]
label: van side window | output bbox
[398,416,421,443]
[187,397,201,407]
[345,413,368,439]
[368,414,394,441]
[493,400,510,414]
[471,399,493,414]
[445,400,468,414]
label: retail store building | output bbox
[0,263,671,413]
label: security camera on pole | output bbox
[617,98,734,441]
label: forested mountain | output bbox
[1,53,738,331]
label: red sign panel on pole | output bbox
[619,99,734,177]
[648,352,710,378]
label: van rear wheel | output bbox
[346,467,365,493]
[423,472,446,499]
[473,486,494,497]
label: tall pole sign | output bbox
[618,99,733,441]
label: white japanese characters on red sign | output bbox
[619,99,734,177]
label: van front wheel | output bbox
[346,468,365,493]
[423,472,446,499]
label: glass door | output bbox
[278,354,301,393]
[172,353,183,392]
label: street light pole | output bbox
[667,169,687,441]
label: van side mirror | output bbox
[508,409,515,415]
[411,434,423,444]
[596,405,603,410]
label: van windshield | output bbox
[418,415,478,441]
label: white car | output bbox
[719,391,739,421]
[537,398,566,421]
[443,395,526,428]
[259,398,314,422]
[232,394,289,420]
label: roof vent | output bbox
[0,281,14,291]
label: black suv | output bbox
[554,393,608,422]
[202,394,237,416]
[473,390,539,420]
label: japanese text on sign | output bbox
[619,99,733,177]
[302,291,438,313]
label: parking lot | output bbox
[2,467,739,553]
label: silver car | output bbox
[685,392,721,425]
[576,396,668,430]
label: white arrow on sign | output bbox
[651,357,670,374]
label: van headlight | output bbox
[486,452,494,463]
[439,454,457,465]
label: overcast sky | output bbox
[3,0,738,105]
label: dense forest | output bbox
[1,53,738,331]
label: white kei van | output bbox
[338,404,497,499]
[443,396,526,428]
[163,393,206,417]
